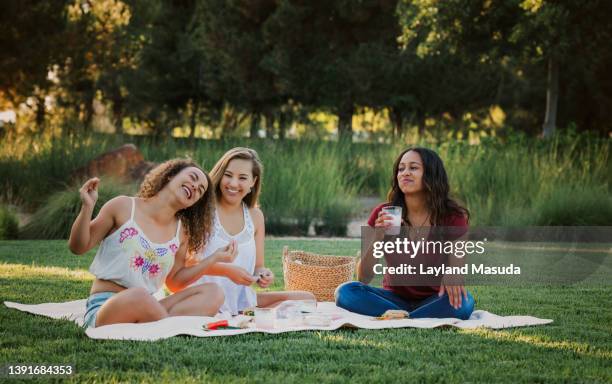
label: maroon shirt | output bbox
[367,203,468,300]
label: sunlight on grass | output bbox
[462,329,612,360]
[316,333,391,349]
[0,263,92,281]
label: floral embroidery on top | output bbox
[126,235,172,278]
[169,244,178,254]
[119,227,138,243]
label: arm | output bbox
[68,178,120,255]
[438,216,470,308]
[251,208,273,288]
[357,209,393,283]
[357,228,386,284]
[165,236,237,292]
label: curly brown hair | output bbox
[137,159,215,255]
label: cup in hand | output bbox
[381,206,402,235]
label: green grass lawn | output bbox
[1,240,611,383]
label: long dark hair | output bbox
[137,159,215,254]
[387,147,469,226]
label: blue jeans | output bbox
[335,281,475,320]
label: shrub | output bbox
[534,186,612,226]
[0,205,19,240]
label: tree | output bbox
[263,0,401,141]
[411,0,612,136]
[0,1,69,131]
[126,0,220,138]
[193,0,280,138]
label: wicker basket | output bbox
[282,246,356,302]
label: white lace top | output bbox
[193,203,257,315]
[89,197,181,294]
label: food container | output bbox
[254,307,276,329]
[275,302,303,327]
[303,314,333,327]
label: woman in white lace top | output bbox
[192,147,315,314]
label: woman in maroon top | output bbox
[335,147,475,319]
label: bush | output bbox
[257,143,358,236]
[0,134,119,209]
[0,205,19,240]
[315,198,355,237]
[534,186,612,226]
[20,179,136,240]
[3,131,610,235]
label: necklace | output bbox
[406,212,431,240]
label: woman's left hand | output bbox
[438,282,467,309]
[254,267,274,288]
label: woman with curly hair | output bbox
[335,148,476,319]
[68,159,237,328]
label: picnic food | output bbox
[203,320,241,330]
[241,307,256,316]
[376,309,410,320]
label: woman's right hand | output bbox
[224,264,257,286]
[211,240,238,264]
[79,178,100,208]
[374,211,393,228]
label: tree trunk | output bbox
[264,112,275,139]
[83,92,94,130]
[542,56,559,138]
[112,97,124,136]
[279,110,288,140]
[390,107,404,137]
[189,101,199,139]
[35,96,45,134]
[337,104,354,142]
[250,113,260,139]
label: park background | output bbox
[0,0,611,382]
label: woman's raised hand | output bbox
[374,211,393,228]
[79,178,100,208]
[211,240,238,264]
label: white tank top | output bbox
[89,197,181,294]
[193,203,257,315]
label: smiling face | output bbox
[219,158,257,205]
[397,150,425,195]
[168,166,209,208]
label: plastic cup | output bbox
[381,206,402,235]
[254,307,276,329]
[276,302,303,327]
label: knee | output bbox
[125,287,165,318]
[125,287,152,304]
[334,281,363,304]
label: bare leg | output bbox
[159,283,224,316]
[257,291,316,308]
[95,287,168,327]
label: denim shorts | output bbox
[83,291,116,328]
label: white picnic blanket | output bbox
[3,299,553,341]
